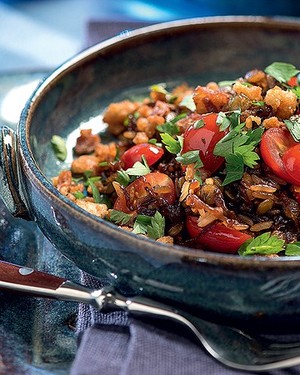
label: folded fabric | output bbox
[70,272,300,375]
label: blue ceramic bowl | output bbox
[2,16,300,332]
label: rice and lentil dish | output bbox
[52,62,300,257]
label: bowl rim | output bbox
[19,15,300,269]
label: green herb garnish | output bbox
[150,83,177,102]
[157,113,186,135]
[146,211,165,240]
[160,133,183,154]
[291,85,300,99]
[285,242,300,256]
[214,113,263,185]
[238,232,285,256]
[284,115,300,142]
[73,191,85,199]
[111,210,165,240]
[110,209,133,225]
[179,94,196,111]
[51,135,67,161]
[125,156,151,176]
[222,154,245,186]
[176,150,203,168]
[216,110,241,132]
[264,62,300,84]
[132,214,152,235]
[88,180,101,203]
[116,169,131,186]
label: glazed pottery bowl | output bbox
[2,16,300,332]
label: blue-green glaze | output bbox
[15,17,300,332]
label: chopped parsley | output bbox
[285,242,300,256]
[116,169,131,186]
[284,115,300,142]
[179,94,196,111]
[73,191,86,199]
[176,150,203,168]
[110,209,133,225]
[160,133,183,154]
[87,180,101,203]
[110,210,165,240]
[51,135,67,161]
[150,83,177,103]
[146,211,165,239]
[125,156,151,176]
[214,112,263,185]
[291,85,300,99]
[157,113,186,135]
[264,62,300,84]
[239,233,300,257]
[238,232,284,256]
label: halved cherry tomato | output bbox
[260,128,298,184]
[182,112,226,173]
[282,144,300,185]
[121,143,164,169]
[288,76,299,87]
[186,216,252,254]
[114,172,176,213]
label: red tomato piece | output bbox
[282,144,300,185]
[114,172,176,213]
[186,216,251,254]
[288,76,299,87]
[260,128,298,184]
[182,112,226,173]
[121,143,164,169]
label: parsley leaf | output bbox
[179,94,196,111]
[238,232,284,256]
[285,242,300,256]
[284,115,300,142]
[291,86,300,100]
[218,80,236,87]
[161,133,182,154]
[236,144,260,168]
[222,153,244,185]
[73,191,85,199]
[132,215,152,235]
[88,180,101,203]
[132,211,165,239]
[264,62,300,84]
[214,125,262,185]
[116,169,131,186]
[125,156,151,176]
[150,83,169,95]
[194,119,205,129]
[150,83,177,102]
[110,209,133,225]
[216,112,231,131]
[51,135,67,161]
[176,150,203,168]
[157,113,186,135]
[146,211,165,240]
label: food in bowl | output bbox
[52,62,300,257]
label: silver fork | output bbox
[1,259,300,372]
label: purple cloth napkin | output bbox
[70,273,300,375]
[70,21,300,375]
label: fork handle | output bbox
[0,260,66,289]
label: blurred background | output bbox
[1,0,300,73]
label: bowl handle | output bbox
[0,126,31,219]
